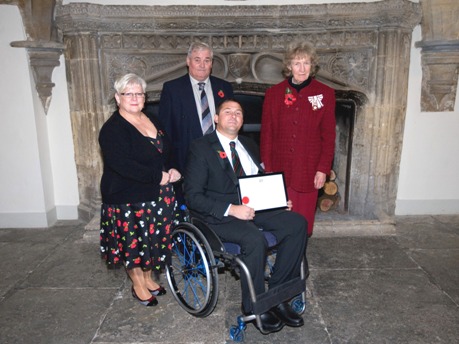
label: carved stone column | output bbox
[63,33,107,221]
[369,29,413,218]
[416,0,459,111]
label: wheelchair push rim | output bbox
[166,223,219,317]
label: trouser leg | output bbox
[210,219,267,312]
[255,210,308,290]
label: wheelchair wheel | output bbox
[290,294,306,314]
[166,222,219,317]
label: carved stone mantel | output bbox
[55,0,421,223]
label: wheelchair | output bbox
[165,210,308,342]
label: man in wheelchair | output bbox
[184,99,308,334]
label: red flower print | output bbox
[218,90,225,98]
[114,257,119,264]
[218,150,227,159]
[134,257,141,264]
[284,87,297,106]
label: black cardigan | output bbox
[99,110,176,204]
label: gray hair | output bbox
[187,41,213,59]
[282,40,319,78]
[114,73,147,94]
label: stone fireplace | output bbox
[55,0,421,233]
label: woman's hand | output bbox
[160,171,170,185]
[168,168,182,183]
[314,171,327,189]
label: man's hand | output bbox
[286,200,293,211]
[229,204,255,220]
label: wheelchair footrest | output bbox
[251,277,305,315]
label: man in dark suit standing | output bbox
[184,99,307,334]
[159,41,234,173]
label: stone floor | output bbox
[0,215,458,344]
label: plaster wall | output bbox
[0,5,79,228]
[396,25,459,215]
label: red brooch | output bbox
[218,90,225,98]
[218,150,227,159]
[284,87,297,106]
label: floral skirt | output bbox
[100,185,179,271]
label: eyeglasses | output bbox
[120,92,145,98]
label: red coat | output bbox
[260,78,336,193]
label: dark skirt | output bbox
[100,184,179,271]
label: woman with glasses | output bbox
[99,73,181,306]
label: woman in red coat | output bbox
[260,41,336,237]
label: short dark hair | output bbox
[216,98,244,116]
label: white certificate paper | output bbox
[237,173,288,212]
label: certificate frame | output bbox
[237,172,288,212]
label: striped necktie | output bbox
[230,141,246,176]
[198,82,213,135]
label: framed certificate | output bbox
[237,172,288,212]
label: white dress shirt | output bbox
[215,131,259,176]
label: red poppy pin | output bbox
[218,90,225,98]
[217,150,227,159]
[284,87,297,106]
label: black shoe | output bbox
[131,286,158,306]
[272,302,304,327]
[254,310,285,334]
[148,286,167,296]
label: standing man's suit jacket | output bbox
[159,74,234,172]
[184,131,264,225]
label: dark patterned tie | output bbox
[230,141,246,176]
[198,82,212,135]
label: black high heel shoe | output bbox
[131,286,158,306]
[148,286,167,296]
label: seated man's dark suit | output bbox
[184,130,307,312]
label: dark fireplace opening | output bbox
[145,93,356,215]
